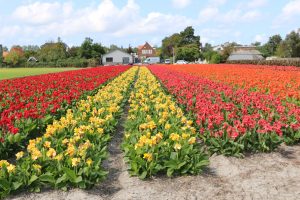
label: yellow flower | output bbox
[31,149,42,160]
[46,148,57,158]
[43,141,51,148]
[16,151,24,160]
[97,128,104,135]
[33,164,42,172]
[188,137,196,144]
[170,133,180,141]
[156,132,163,140]
[165,123,171,130]
[71,158,81,167]
[187,120,193,126]
[62,138,69,145]
[55,154,63,161]
[7,164,16,173]
[0,160,9,168]
[143,153,153,162]
[86,158,93,166]
[182,133,190,139]
[174,143,182,151]
[125,133,130,138]
[66,144,75,156]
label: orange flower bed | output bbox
[166,64,300,101]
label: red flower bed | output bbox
[149,65,300,156]
[167,64,300,101]
[0,66,129,157]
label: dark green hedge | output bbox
[1,58,100,68]
[226,59,300,67]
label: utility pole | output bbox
[172,47,175,64]
[0,44,3,67]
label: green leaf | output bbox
[63,167,77,182]
[39,173,55,184]
[12,182,23,190]
[139,171,147,179]
[0,179,10,190]
[28,175,38,185]
[167,168,174,177]
[55,174,67,185]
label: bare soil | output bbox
[9,107,300,200]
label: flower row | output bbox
[0,67,138,198]
[0,66,129,159]
[122,67,208,179]
[164,64,300,102]
[149,65,300,157]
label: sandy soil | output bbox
[9,106,300,200]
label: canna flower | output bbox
[143,153,153,162]
[165,123,171,130]
[16,151,24,160]
[174,143,182,151]
[0,160,9,168]
[46,148,57,158]
[86,158,93,166]
[7,164,16,173]
[170,133,180,141]
[43,141,51,148]
[33,164,42,172]
[188,137,196,144]
[71,158,81,167]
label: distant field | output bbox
[0,68,81,80]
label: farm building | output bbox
[102,49,133,65]
[227,46,264,61]
[137,42,156,60]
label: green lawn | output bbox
[0,68,81,80]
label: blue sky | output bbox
[0,0,299,48]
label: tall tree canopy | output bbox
[161,26,201,61]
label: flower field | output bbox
[0,66,129,158]
[165,64,300,102]
[149,64,300,157]
[0,64,299,198]
[0,67,137,198]
[122,67,208,179]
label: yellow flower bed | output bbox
[122,67,208,179]
[0,67,138,198]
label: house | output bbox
[102,49,133,65]
[227,46,264,61]
[137,42,156,60]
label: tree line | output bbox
[0,37,135,68]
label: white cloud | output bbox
[114,12,192,36]
[247,0,268,8]
[241,10,261,21]
[13,2,72,25]
[253,34,267,43]
[273,0,300,27]
[172,0,191,9]
[198,7,219,22]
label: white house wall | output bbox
[102,50,133,64]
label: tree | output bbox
[161,26,201,60]
[276,41,291,58]
[22,45,40,59]
[176,44,200,62]
[179,26,200,47]
[38,41,68,62]
[68,46,80,57]
[79,38,106,59]
[126,45,134,54]
[210,52,221,64]
[4,48,25,67]
[258,35,282,57]
[284,31,300,57]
